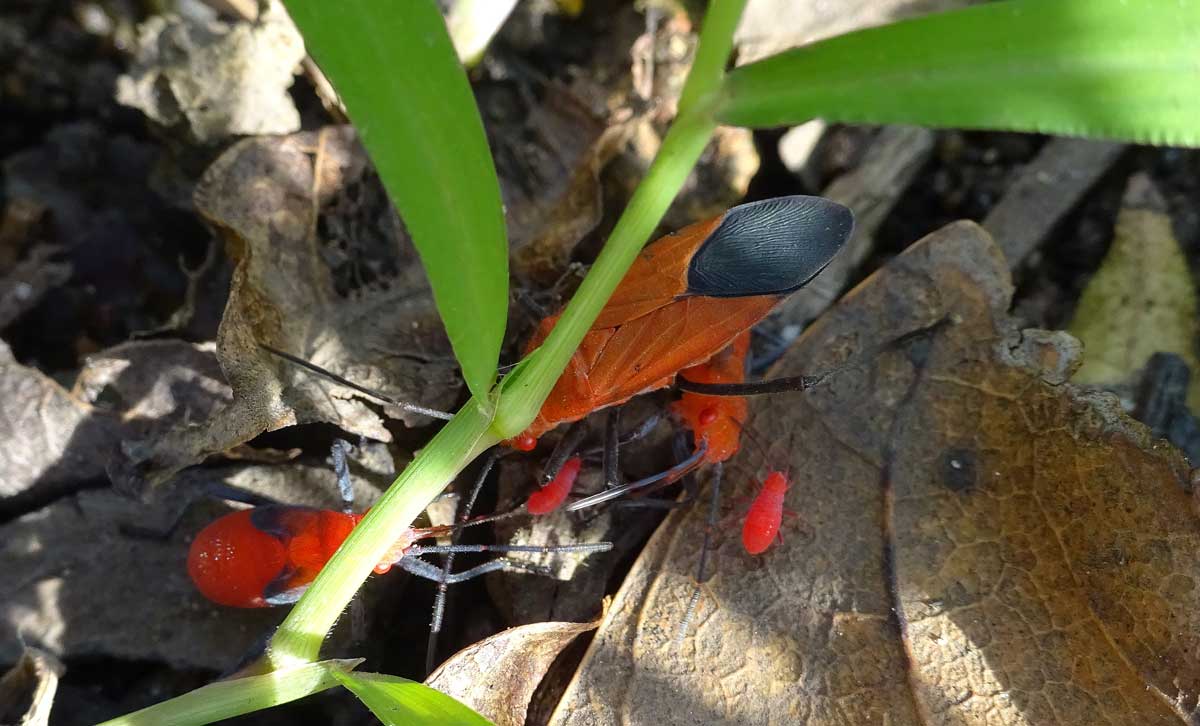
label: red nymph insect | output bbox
[187,503,611,608]
[741,470,790,555]
[188,506,376,608]
[526,456,583,515]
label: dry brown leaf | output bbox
[73,340,231,434]
[509,117,635,286]
[0,341,120,502]
[115,0,304,142]
[1069,174,1199,406]
[551,221,1200,725]
[427,618,600,726]
[0,647,62,726]
[111,127,461,490]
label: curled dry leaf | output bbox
[113,127,461,490]
[551,221,1200,725]
[0,647,62,726]
[115,0,304,142]
[427,618,600,726]
[1069,174,1199,407]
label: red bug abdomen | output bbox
[188,509,287,608]
[741,473,789,555]
[527,456,583,514]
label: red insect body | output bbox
[511,215,776,451]
[508,197,850,453]
[669,331,750,465]
[187,506,417,608]
[527,456,582,515]
[741,471,789,555]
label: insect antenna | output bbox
[259,343,454,420]
[425,447,505,675]
[565,438,709,512]
[675,315,953,398]
[603,408,621,490]
[541,419,589,484]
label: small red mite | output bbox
[741,471,790,555]
[526,456,582,515]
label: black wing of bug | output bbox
[685,196,854,298]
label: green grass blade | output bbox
[334,671,494,726]
[95,659,360,726]
[270,396,498,664]
[285,0,508,398]
[720,0,1200,146]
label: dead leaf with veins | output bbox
[427,618,600,726]
[551,221,1200,725]
[111,127,461,490]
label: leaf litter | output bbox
[1069,173,1200,409]
[549,221,1200,725]
[427,617,601,726]
[109,127,463,492]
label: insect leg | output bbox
[426,448,505,674]
[676,316,953,397]
[603,407,621,490]
[408,542,613,557]
[400,555,554,584]
[612,430,702,511]
[675,462,723,645]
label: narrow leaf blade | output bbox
[720,0,1200,146]
[284,0,508,398]
[334,670,494,726]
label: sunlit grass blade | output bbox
[284,0,508,399]
[334,671,494,726]
[96,659,361,726]
[720,0,1200,146]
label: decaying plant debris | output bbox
[3,1,1200,724]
